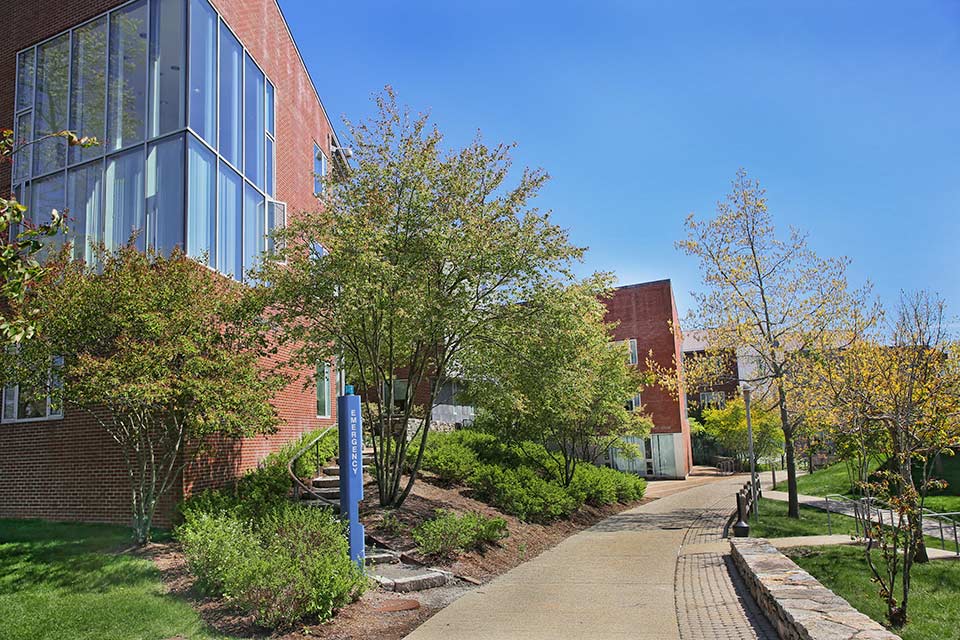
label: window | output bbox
[149,0,186,138]
[218,23,242,167]
[69,17,107,164]
[66,161,104,264]
[34,33,70,175]
[2,357,64,423]
[242,181,264,278]
[384,379,409,412]
[145,133,184,254]
[243,54,265,189]
[313,143,327,195]
[614,339,638,365]
[316,362,331,417]
[107,0,148,151]
[188,0,216,144]
[12,0,280,284]
[104,147,145,250]
[626,392,642,412]
[267,200,286,256]
[699,391,726,409]
[186,135,216,265]
[217,164,243,278]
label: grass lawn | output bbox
[788,545,960,640]
[0,519,228,640]
[748,497,861,538]
[922,453,960,514]
[794,460,876,497]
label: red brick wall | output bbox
[604,280,692,473]
[0,0,338,525]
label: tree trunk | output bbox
[783,430,800,518]
[778,384,800,518]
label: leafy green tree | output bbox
[1,129,95,343]
[678,169,868,517]
[10,246,284,543]
[462,275,651,486]
[257,88,582,507]
[701,396,783,470]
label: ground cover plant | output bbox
[412,509,508,558]
[0,519,224,640]
[789,545,960,640]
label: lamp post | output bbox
[743,383,758,519]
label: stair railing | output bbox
[288,425,338,507]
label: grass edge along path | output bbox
[787,545,960,640]
[0,519,230,640]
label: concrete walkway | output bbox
[405,474,776,640]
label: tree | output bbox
[701,397,783,470]
[461,275,651,486]
[258,88,583,507]
[807,292,960,627]
[1,129,95,343]
[678,169,866,517]
[9,246,284,543]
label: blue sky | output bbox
[281,1,960,317]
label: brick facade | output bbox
[604,280,693,476]
[0,0,339,525]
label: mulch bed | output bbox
[146,475,648,639]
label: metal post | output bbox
[743,383,758,520]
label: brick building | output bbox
[0,0,343,524]
[604,280,693,479]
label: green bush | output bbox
[468,464,579,522]
[178,504,367,629]
[569,464,646,506]
[412,509,508,558]
[236,462,291,511]
[178,511,257,596]
[270,427,338,479]
[420,441,480,484]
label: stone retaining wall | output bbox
[729,538,901,640]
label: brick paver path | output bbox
[406,473,778,640]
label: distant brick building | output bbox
[604,280,693,479]
[0,0,344,525]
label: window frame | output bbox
[1,356,65,424]
[316,361,332,418]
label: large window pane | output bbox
[146,134,184,255]
[265,81,274,135]
[316,363,330,417]
[188,0,216,145]
[187,136,216,266]
[105,147,145,250]
[70,17,107,164]
[149,0,186,138]
[218,24,242,167]
[13,113,32,184]
[33,34,70,176]
[243,55,264,188]
[242,182,264,277]
[107,0,148,151]
[32,173,66,258]
[217,165,242,279]
[265,137,274,197]
[266,200,285,256]
[16,48,35,112]
[66,161,104,264]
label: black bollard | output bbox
[732,492,750,537]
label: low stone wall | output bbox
[729,538,901,640]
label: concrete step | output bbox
[369,562,453,592]
[312,476,339,489]
[314,487,340,500]
[323,465,341,476]
[365,548,401,565]
[301,497,339,510]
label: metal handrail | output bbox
[287,425,338,507]
[829,494,960,557]
[823,494,862,537]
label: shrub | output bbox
[178,504,367,629]
[420,441,480,484]
[468,464,579,522]
[236,462,291,513]
[178,511,257,595]
[412,509,508,558]
[570,464,627,506]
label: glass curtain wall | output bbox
[12,0,282,283]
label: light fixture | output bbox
[332,145,353,158]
